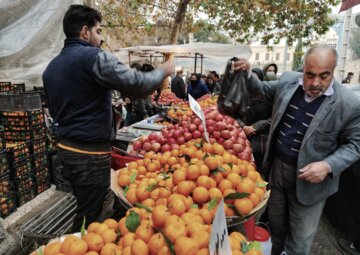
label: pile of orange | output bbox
[32,205,263,255]
[117,140,267,218]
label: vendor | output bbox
[42,5,174,232]
[187,73,210,100]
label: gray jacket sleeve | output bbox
[92,51,166,97]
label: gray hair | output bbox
[303,45,338,66]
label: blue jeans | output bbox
[58,148,111,232]
[268,158,325,255]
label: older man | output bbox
[233,45,360,255]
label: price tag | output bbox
[188,94,210,142]
[209,199,232,255]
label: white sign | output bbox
[188,94,210,142]
[209,199,232,255]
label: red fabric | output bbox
[340,0,360,12]
[111,153,138,170]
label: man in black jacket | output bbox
[43,5,173,231]
[171,69,187,99]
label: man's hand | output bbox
[298,161,331,183]
[159,58,175,77]
[233,58,251,72]
[243,125,256,136]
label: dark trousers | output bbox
[58,148,111,232]
[268,158,325,255]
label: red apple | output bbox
[233,143,244,154]
[161,144,171,152]
[221,130,231,139]
[132,140,142,151]
[151,142,161,152]
[223,140,233,150]
[177,136,185,145]
[193,118,202,126]
[213,131,221,139]
[171,144,180,150]
[184,132,193,141]
[189,123,197,132]
[198,124,204,133]
[192,130,202,139]
[142,142,151,152]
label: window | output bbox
[276,53,280,60]
[265,53,269,61]
[255,53,260,60]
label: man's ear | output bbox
[80,26,89,40]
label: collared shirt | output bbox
[298,77,334,103]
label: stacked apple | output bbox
[130,107,253,162]
[152,90,186,105]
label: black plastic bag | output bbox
[217,57,252,121]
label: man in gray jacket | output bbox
[233,45,360,255]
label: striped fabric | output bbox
[340,0,360,12]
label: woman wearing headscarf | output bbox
[187,73,210,100]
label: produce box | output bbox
[32,151,48,168]
[16,184,36,206]
[0,150,9,176]
[0,192,17,218]
[10,156,32,178]
[0,129,4,150]
[13,170,35,194]
[0,92,42,111]
[0,173,12,198]
[6,142,30,161]
[30,137,47,154]
[12,83,25,93]
[1,110,45,127]
[0,81,12,93]
[3,124,46,141]
[33,162,50,180]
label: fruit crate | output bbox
[3,124,47,141]
[0,81,12,93]
[0,150,9,176]
[10,157,33,178]
[32,152,48,168]
[13,170,35,194]
[0,92,42,111]
[12,83,25,93]
[33,162,50,181]
[6,142,30,161]
[30,137,47,154]
[0,173,12,198]
[0,129,5,150]
[36,175,51,195]
[16,184,36,206]
[0,109,45,126]
[0,192,17,218]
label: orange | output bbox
[155,197,168,206]
[223,188,236,204]
[222,153,233,164]
[213,143,225,155]
[186,221,206,236]
[168,198,186,216]
[126,188,138,204]
[198,164,210,176]
[85,251,100,255]
[135,224,154,243]
[177,181,194,197]
[196,248,210,255]
[209,187,223,200]
[142,198,155,208]
[218,179,233,193]
[167,193,186,204]
[236,181,255,194]
[232,164,241,175]
[158,187,171,199]
[118,217,130,236]
[60,235,79,254]
[163,214,183,229]
[229,236,241,251]
[234,198,254,215]
[247,170,260,182]
[199,208,213,224]
[122,246,131,255]
[137,165,147,175]
[188,207,200,215]
[164,221,187,243]
[245,250,263,255]
[202,143,214,154]
[248,192,260,207]
[158,245,172,255]
[210,172,223,184]
[131,239,149,255]
[94,223,109,236]
[254,187,265,201]
[152,205,170,228]
[192,186,210,204]
[100,229,117,243]
[171,149,180,157]
[191,230,210,249]
[136,185,151,202]
[100,243,122,255]
[227,172,242,189]
[232,250,245,255]
[44,242,62,255]
[186,165,201,180]
[196,176,212,189]
[174,236,199,255]
[103,218,119,232]
[204,156,218,170]
[84,232,104,252]
[122,232,136,247]
[224,203,235,216]
[173,170,187,185]
[127,161,138,170]
[194,150,204,160]
[148,233,166,255]
[184,196,194,211]
[230,231,247,243]
[118,173,131,187]
[68,239,88,255]
[87,222,100,233]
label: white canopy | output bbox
[115,43,252,74]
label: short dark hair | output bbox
[348,72,354,76]
[130,63,142,70]
[63,5,102,38]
